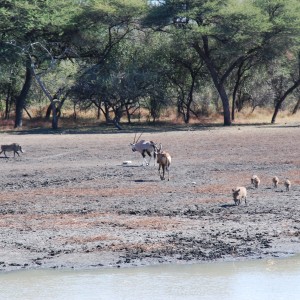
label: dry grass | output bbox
[110,241,168,253]
[232,107,300,124]
[120,216,183,230]
[1,107,299,132]
[64,235,119,244]
[0,119,15,130]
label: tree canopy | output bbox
[1,0,300,129]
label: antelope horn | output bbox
[133,133,137,143]
[135,132,143,143]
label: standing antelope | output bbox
[156,144,171,181]
[130,133,159,166]
[0,143,24,158]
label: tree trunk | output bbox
[45,102,61,120]
[271,103,280,124]
[113,119,122,130]
[184,75,196,124]
[45,104,52,120]
[32,66,60,130]
[73,103,77,120]
[218,85,231,126]
[14,62,32,128]
[292,98,300,114]
[5,85,12,120]
[231,63,244,121]
[97,105,101,120]
[184,104,190,124]
[104,101,110,123]
[24,107,32,119]
[91,100,101,120]
[291,53,300,115]
[125,104,131,124]
[193,40,232,126]
[202,59,231,125]
[231,96,235,121]
[51,103,58,129]
[114,105,122,123]
[271,79,300,123]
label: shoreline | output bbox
[1,251,299,274]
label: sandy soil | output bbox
[0,124,299,272]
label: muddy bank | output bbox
[0,125,299,272]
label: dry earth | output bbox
[0,124,299,272]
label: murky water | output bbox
[1,256,300,300]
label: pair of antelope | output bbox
[130,133,171,181]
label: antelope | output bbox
[156,144,171,181]
[0,143,24,158]
[130,133,159,166]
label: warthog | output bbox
[232,187,247,206]
[284,179,291,191]
[272,176,279,188]
[251,175,260,188]
[0,143,24,158]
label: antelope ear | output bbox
[237,189,240,192]
[232,189,235,192]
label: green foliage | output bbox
[1,0,300,126]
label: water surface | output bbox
[1,256,300,300]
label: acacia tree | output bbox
[229,59,255,120]
[292,90,300,114]
[270,53,300,123]
[0,0,84,128]
[71,35,166,126]
[254,0,300,123]
[0,63,21,120]
[227,53,300,121]
[144,0,300,125]
[162,35,205,123]
[144,0,269,125]
[0,0,146,129]
[66,0,149,128]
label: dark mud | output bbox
[0,125,299,272]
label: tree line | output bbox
[1,0,300,129]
